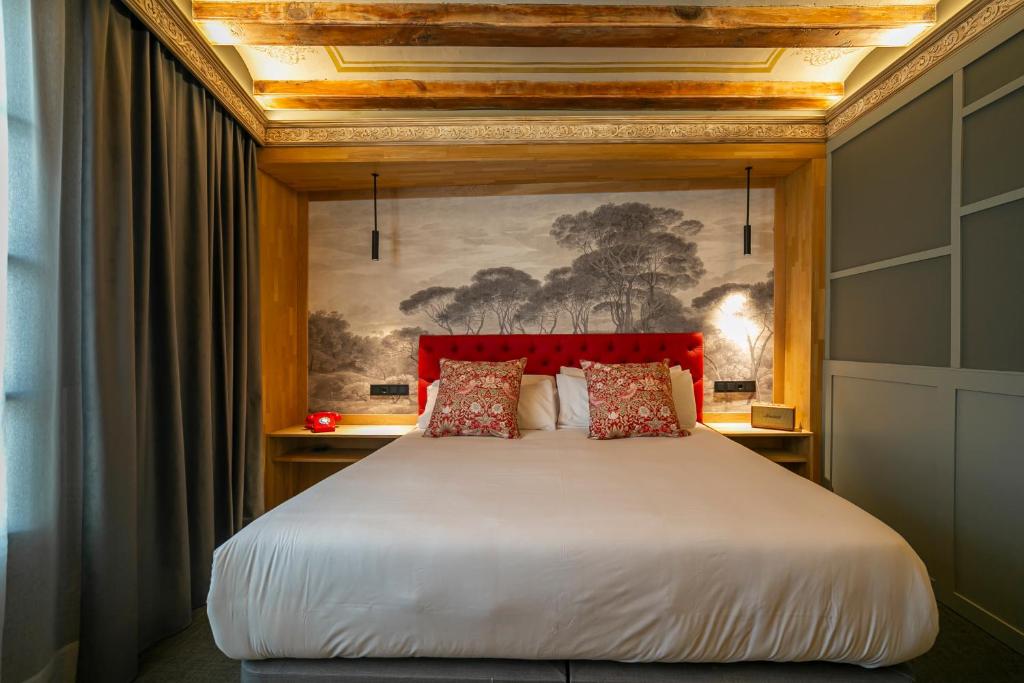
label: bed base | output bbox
[240,658,915,682]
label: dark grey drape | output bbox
[77,0,262,679]
[3,0,261,677]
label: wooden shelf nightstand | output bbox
[708,422,814,479]
[266,424,415,507]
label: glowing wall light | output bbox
[713,292,759,350]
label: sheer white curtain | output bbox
[2,1,82,681]
[0,2,9,678]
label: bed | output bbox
[208,333,937,682]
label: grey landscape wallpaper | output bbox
[308,188,775,414]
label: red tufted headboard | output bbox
[418,333,703,421]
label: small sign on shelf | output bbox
[750,403,796,431]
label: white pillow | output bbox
[417,380,440,430]
[559,364,697,429]
[556,368,590,428]
[519,375,557,431]
[418,375,557,431]
[669,366,698,430]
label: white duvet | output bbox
[208,425,937,666]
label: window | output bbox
[2,0,63,541]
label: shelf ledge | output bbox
[269,424,416,439]
[273,451,368,464]
[707,422,812,437]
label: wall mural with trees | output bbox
[308,188,774,414]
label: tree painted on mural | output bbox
[309,200,773,413]
[397,286,457,334]
[398,202,706,336]
[541,267,599,333]
[308,311,372,374]
[551,202,705,333]
[308,310,426,412]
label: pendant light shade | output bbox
[371,172,380,261]
[743,166,752,256]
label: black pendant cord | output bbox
[371,172,380,261]
[743,166,752,256]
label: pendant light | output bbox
[371,172,380,261]
[743,166,752,256]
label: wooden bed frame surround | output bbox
[259,155,829,505]
[241,333,915,682]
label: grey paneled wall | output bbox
[954,390,1024,635]
[830,376,948,573]
[825,19,1024,655]
[962,87,1024,204]
[961,198,1024,372]
[829,256,950,366]
[963,27,1024,104]
[830,80,952,272]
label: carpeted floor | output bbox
[136,604,1024,682]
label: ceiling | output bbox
[187,0,940,119]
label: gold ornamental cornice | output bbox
[827,0,1024,137]
[265,118,827,146]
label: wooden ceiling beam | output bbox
[194,2,936,48]
[253,79,843,111]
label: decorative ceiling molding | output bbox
[264,118,827,146]
[797,47,860,67]
[827,0,1024,137]
[120,0,268,141]
[122,0,1020,146]
[323,45,786,76]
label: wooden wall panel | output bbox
[773,181,789,404]
[257,142,825,488]
[778,158,827,481]
[258,169,308,508]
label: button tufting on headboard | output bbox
[418,333,704,421]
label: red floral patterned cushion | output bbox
[424,358,528,439]
[581,360,685,440]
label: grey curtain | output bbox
[2,0,263,680]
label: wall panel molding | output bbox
[960,185,1024,215]
[954,390,1024,638]
[962,71,1024,114]
[829,375,950,579]
[829,246,952,280]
